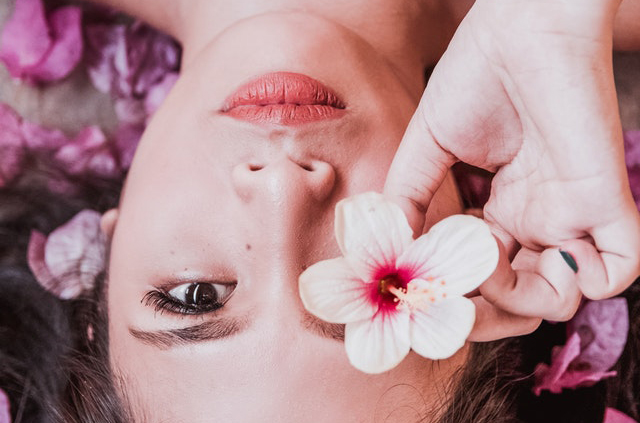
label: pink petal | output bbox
[114,97,146,125]
[533,332,582,395]
[0,104,25,186]
[604,408,638,423]
[54,126,118,177]
[335,192,414,281]
[345,310,411,374]
[567,298,629,373]
[84,24,128,94]
[397,215,498,296]
[299,257,377,324]
[0,0,51,78]
[624,130,640,168]
[25,6,83,83]
[0,388,9,423]
[409,296,475,360]
[42,210,105,299]
[144,72,179,119]
[27,230,57,294]
[20,119,68,150]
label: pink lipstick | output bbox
[221,72,346,125]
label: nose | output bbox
[232,156,337,205]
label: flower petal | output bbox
[0,388,10,423]
[43,210,105,299]
[335,192,414,281]
[299,257,377,323]
[345,310,411,374]
[410,296,475,360]
[0,0,51,78]
[533,332,582,395]
[604,408,639,423]
[397,215,498,296]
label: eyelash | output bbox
[142,282,236,316]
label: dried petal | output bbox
[604,408,638,423]
[0,386,10,423]
[533,332,582,395]
[54,126,119,178]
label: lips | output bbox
[221,72,346,125]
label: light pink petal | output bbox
[0,103,26,186]
[567,298,629,372]
[54,126,118,177]
[410,296,475,360]
[299,257,377,324]
[345,310,411,374]
[604,408,638,423]
[144,72,179,119]
[0,0,51,78]
[27,230,57,294]
[26,6,83,83]
[397,215,498,296]
[43,210,105,299]
[20,119,68,150]
[0,388,9,423]
[335,192,414,281]
[533,332,582,395]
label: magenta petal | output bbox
[20,119,68,150]
[85,24,128,94]
[0,104,26,187]
[533,332,582,395]
[604,408,639,423]
[624,130,640,168]
[567,298,629,372]
[54,126,118,177]
[26,6,83,82]
[114,123,143,169]
[0,388,9,423]
[27,230,57,294]
[0,0,51,78]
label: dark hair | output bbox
[1,151,639,423]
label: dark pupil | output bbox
[185,283,218,306]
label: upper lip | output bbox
[221,72,346,124]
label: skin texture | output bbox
[104,9,464,423]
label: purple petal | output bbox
[144,72,178,119]
[27,229,57,294]
[0,0,51,78]
[567,298,629,372]
[84,24,128,94]
[624,130,640,168]
[25,6,83,83]
[20,119,68,150]
[0,388,10,423]
[42,210,105,299]
[533,332,582,395]
[114,123,143,170]
[114,97,146,125]
[626,165,640,211]
[604,408,638,423]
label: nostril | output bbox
[249,164,264,172]
[300,163,314,172]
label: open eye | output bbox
[144,282,236,315]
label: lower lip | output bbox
[221,72,346,125]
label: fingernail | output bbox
[559,250,578,273]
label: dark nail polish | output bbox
[559,250,578,273]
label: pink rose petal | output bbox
[567,298,629,372]
[0,104,26,187]
[144,71,178,119]
[20,119,68,151]
[604,408,638,423]
[25,6,83,83]
[533,332,582,395]
[0,0,50,77]
[624,130,640,168]
[28,210,105,299]
[54,126,119,178]
[114,123,143,169]
[0,0,82,83]
[0,388,10,423]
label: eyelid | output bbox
[143,280,237,316]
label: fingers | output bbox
[468,295,541,342]
[383,103,456,235]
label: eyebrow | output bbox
[129,311,345,349]
[129,316,249,349]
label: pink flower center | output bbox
[372,272,409,312]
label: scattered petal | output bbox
[0,0,82,83]
[299,257,377,324]
[410,296,476,360]
[28,210,105,299]
[604,408,638,423]
[54,126,119,178]
[335,192,414,281]
[144,71,179,119]
[0,388,9,423]
[345,310,411,374]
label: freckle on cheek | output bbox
[246,244,251,251]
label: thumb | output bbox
[384,103,456,235]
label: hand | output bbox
[384,0,640,341]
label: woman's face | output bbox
[106,12,464,423]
